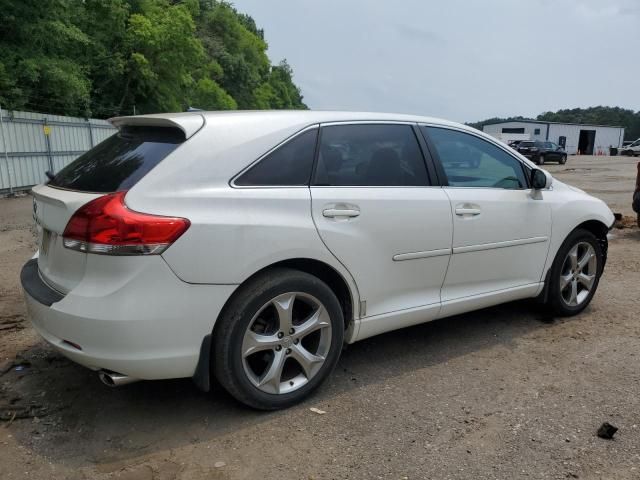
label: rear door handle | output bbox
[323,208,360,218]
[455,207,481,216]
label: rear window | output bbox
[519,141,535,147]
[48,126,185,193]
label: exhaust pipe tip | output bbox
[98,370,139,387]
[98,370,115,387]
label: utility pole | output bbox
[0,104,13,195]
[43,118,54,174]
[87,118,94,148]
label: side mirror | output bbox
[531,169,552,190]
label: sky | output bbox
[231,0,639,123]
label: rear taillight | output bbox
[62,192,190,255]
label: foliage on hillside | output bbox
[537,107,640,140]
[468,107,640,140]
[466,116,535,132]
[0,0,307,118]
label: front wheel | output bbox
[213,268,344,410]
[559,155,567,165]
[546,229,603,316]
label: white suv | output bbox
[22,111,614,409]
[621,138,640,156]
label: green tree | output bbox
[537,107,640,141]
[196,1,270,108]
[469,107,640,141]
[75,0,130,117]
[466,116,535,132]
[0,0,307,117]
[124,0,205,113]
[0,0,91,115]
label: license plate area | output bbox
[39,228,56,257]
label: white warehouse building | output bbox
[482,120,625,155]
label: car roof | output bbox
[110,110,476,138]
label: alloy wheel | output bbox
[241,292,332,395]
[559,242,598,307]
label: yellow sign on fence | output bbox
[43,125,51,136]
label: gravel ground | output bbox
[0,155,639,480]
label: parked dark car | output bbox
[517,140,567,165]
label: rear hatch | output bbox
[32,120,195,294]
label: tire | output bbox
[213,268,344,410]
[546,229,603,317]
[537,154,545,165]
[559,155,567,165]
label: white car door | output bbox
[310,123,453,327]
[420,126,552,314]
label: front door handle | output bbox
[323,208,360,218]
[455,206,481,216]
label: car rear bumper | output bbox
[21,255,237,380]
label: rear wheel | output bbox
[213,268,344,410]
[537,154,545,165]
[546,229,603,316]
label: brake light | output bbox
[62,192,190,255]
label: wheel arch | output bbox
[256,258,356,332]
[219,256,358,330]
[538,218,610,305]
[193,257,358,392]
[573,219,609,268]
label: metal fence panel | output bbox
[0,108,116,194]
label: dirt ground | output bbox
[1,155,639,480]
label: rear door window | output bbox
[48,126,185,193]
[313,124,429,186]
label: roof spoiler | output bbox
[109,113,206,139]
